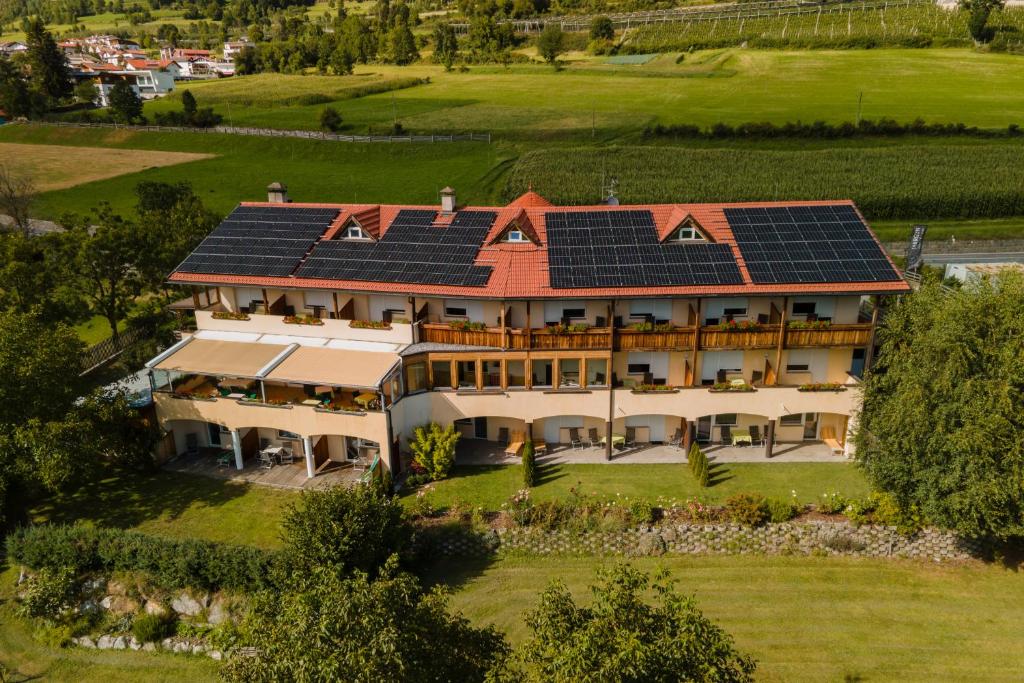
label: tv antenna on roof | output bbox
[604,175,619,206]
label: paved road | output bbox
[922,251,1024,265]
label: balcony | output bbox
[419,323,612,350]
[699,324,782,350]
[616,327,695,351]
[195,309,414,345]
[529,326,612,350]
[784,323,874,348]
[420,323,505,348]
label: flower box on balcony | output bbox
[716,320,762,332]
[238,398,294,409]
[709,382,756,393]
[627,321,676,333]
[212,311,250,321]
[170,392,216,402]
[797,383,847,392]
[788,320,832,330]
[315,405,368,416]
[631,385,679,394]
[544,322,592,335]
[349,320,392,330]
[448,320,488,332]
[284,314,324,326]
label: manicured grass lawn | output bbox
[73,315,127,346]
[404,462,870,511]
[29,471,294,549]
[0,569,220,681]
[429,554,1024,682]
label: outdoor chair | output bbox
[278,448,295,465]
[498,427,510,445]
[587,427,601,448]
[750,425,763,446]
[719,425,733,445]
[258,451,275,469]
[716,369,728,384]
[668,428,683,447]
[569,428,584,450]
[624,427,637,448]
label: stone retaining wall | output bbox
[431,522,983,563]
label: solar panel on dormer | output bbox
[545,210,742,289]
[175,205,339,277]
[295,209,495,286]
[724,205,901,284]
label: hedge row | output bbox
[643,119,1023,141]
[5,525,278,593]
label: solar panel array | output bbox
[295,209,494,286]
[176,206,339,277]
[724,205,901,284]
[545,210,743,289]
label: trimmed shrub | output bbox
[132,612,176,643]
[6,525,278,593]
[16,566,77,621]
[725,493,770,527]
[766,497,801,523]
[409,422,461,480]
[522,440,536,487]
[687,442,709,487]
[629,499,656,526]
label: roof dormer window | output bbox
[668,225,706,242]
[504,227,528,243]
[342,224,368,240]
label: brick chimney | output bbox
[267,182,289,203]
[440,186,456,214]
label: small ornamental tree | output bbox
[688,441,709,488]
[517,564,756,682]
[522,439,536,487]
[590,15,614,41]
[410,422,460,480]
[433,22,459,71]
[959,0,1004,42]
[320,105,342,132]
[108,79,143,123]
[280,484,409,577]
[181,89,197,121]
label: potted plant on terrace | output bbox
[283,314,325,326]
[798,382,846,392]
[709,381,756,393]
[212,311,250,321]
[349,320,392,330]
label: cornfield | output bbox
[504,145,1024,219]
[627,2,1024,51]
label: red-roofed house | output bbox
[122,59,176,97]
[148,183,908,481]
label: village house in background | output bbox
[148,184,909,484]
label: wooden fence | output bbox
[80,325,151,375]
[25,120,491,144]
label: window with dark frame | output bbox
[627,363,650,374]
[780,414,803,426]
[793,302,817,316]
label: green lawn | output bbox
[0,568,220,681]
[871,216,1024,244]
[144,49,1024,140]
[73,315,126,346]
[404,462,870,511]
[29,471,294,549]
[430,554,1024,682]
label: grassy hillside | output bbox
[145,50,1024,140]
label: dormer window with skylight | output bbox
[503,226,528,243]
[668,225,706,242]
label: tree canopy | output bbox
[108,79,143,123]
[516,563,756,682]
[855,272,1024,539]
[537,23,565,66]
[24,17,72,102]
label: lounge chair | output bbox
[719,425,732,445]
[624,427,636,448]
[821,426,844,455]
[534,439,547,455]
[569,428,584,450]
[749,425,763,446]
[668,428,683,447]
[587,427,601,448]
[278,447,295,465]
[505,430,524,457]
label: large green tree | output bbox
[537,23,565,68]
[221,558,509,682]
[432,23,458,71]
[24,18,72,102]
[107,79,143,123]
[855,272,1024,539]
[960,0,1005,42]
[0,58,45,118]
[515,564,756,682]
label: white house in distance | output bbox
[223,38,250,62]
[0,41,28,57]
[123,59,178,96]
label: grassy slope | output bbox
[430,554,1024,683]
[146,50,1024,139]
[29,471,293,549]
[404,462,870,511]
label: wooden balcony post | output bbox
[690,297,701,387]
[580,357,587,388]
[606,381,614,461]
[191,286,200,311]
[450,359,457,390]
[607,300,615,351]
[525,301,532,350]
[500,301,507,349]
[500,358,508,390]
[864,295,881,371]
[682,418,693,453]
[475,358,483,391]
[261,288,270,315]
[773,297,788,386]
[765,419,776,459]
[410,296,418,344]
[332,292,340,319]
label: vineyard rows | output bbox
[505,145,1024,219]
[626,3,1024,50]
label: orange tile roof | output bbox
[168,195,910,298]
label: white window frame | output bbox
[504,227,528,243]
[343,224,368,239]
[670,225,706,242]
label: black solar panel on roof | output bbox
[294,209,495,287]
[724,205,901,285]
[545,210,743,289]
[176,206,339,277]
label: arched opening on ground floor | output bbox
[692,411,852,460]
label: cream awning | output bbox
[264,346,399,389]
[155,339,289,378]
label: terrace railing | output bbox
[784,323,874,348]
[615,327,695,351]
[699,324,781,350]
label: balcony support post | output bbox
[605,383,614,461]
[303,436,315,478]
[230,428,243,470]
[690,298,701,387]
[525,301,531,350]
[765,419,776,459]
[681,417,691,452]
[500,301,507,349]
[773,297,789,386]
[261,288,270,315]
[191,286,200,311]
[607,300,615,352]
[410,296,418,344]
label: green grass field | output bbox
[28,471,293,549]
[73,315,126,345]
[403,462,870,511]
[0,8,193,42]
[428,554,1024,682]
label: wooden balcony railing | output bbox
[616,327,695,351]
[420,323,505,347]
[699,325,781,350]
[784,323,874,348]
[529,327,612,350]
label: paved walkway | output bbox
[456,439,844,466]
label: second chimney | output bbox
[267,182,290,203]
[440,186,456,213]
